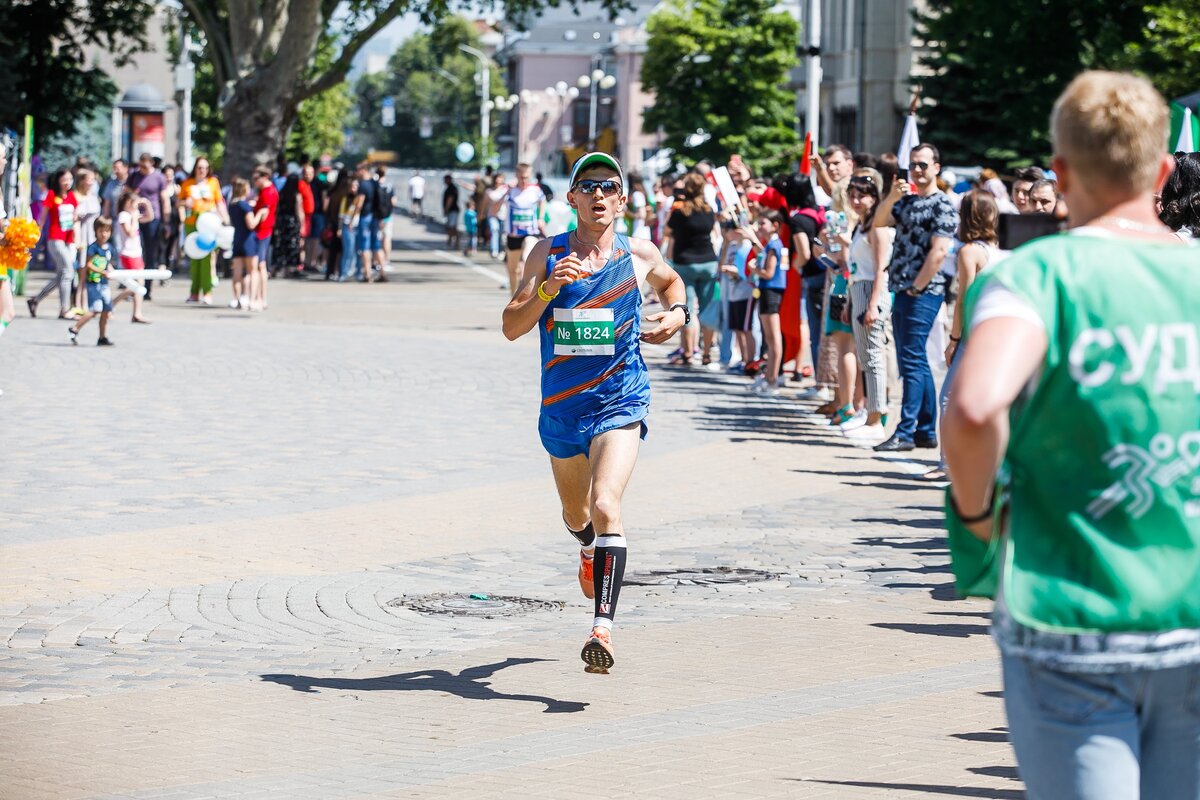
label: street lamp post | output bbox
[576,59,617,151]
[458,44,490,164]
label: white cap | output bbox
[569,152,625,190]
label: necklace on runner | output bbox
[571,232,612,269]
[1092,216,1168,234]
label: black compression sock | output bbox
[592,534,627,629]
[566,520,596,549]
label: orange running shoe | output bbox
[578,550,595,599]
[581,627,614,673]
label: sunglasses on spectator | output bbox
[573,179,622,196]
[910,161,932,171]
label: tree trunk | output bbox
[222,81,298,180]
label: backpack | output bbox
[374,182,394,219]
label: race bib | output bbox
[58,203,75,232]
[553,307,615,356]
[510,207,536,234]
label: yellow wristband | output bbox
[537,281,558,302]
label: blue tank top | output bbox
[756,235,787,290]
[538,232,651,418]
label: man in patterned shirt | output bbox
[873,143,959,452]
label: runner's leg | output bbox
[550,453,597,598]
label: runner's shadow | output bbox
[261,657,587,714]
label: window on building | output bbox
[832,107,857,151]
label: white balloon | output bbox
[216,225,235,249]
[184,232,212,260]
[195,212,222,237]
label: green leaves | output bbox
[354,15,504,166]
[640,0,798,175]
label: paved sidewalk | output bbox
[0,216,1020,799]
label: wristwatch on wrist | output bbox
[668,303,691,325]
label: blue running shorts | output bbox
[538,401,649,460]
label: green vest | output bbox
[963,231,1200,634]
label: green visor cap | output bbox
[569,152,625,192]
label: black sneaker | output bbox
[873,435,915,453]
[915,437,939,449]
[27,298,37,318]
[96,337,114,347]
[68,326,78,345]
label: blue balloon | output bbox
[196,233,217,252]
[455,142,475,163]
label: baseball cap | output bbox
[569,152,625,190]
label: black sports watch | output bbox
[668,303,691,325]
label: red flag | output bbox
[799,132,812,175]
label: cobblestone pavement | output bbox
[0,215,1020,799]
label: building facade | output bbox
[793,0,927,156]
[495,1,659,177]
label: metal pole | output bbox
[588,56,599,150]
[804,0,822,152]
[458,45,490,164]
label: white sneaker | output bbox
[796,386,833,402]
[240,294,250,309]
[846,422,887,440]
[228,299,239,309]
[838,411,868,431]
[775,374,787,388]
[705,362,723,373]
[749,375,767,394]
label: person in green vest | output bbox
[944,71,1200,798]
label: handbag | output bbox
[945,484,1004,598]
[828,293,849,322]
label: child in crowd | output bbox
[718,226,759,374]
[111,190,153,323]
[463,198,478,256]
[748,209,787,395]
[69,217,117,346]
[227,178,261,310]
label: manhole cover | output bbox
[624,567,780,587]
[387,594,563,618]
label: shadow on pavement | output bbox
[261,657,588,714]
[871,621,990,638]
[794,779,1023,798]
[953,727,1009,743]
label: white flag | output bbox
[897,114,920,170]
[1176,107,1195,153]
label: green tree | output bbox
[354,16,505,167]
[1120,2,1200,105]
[0,0,153,141]
[179,0,625,178]
[916,1,1148,170]
[640,0,798,175]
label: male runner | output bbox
[503,163,547,292]
[502,152,688,673]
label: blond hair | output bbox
[1051,71,1167,194]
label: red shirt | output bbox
[44,190,80,244]
[297,180,314,237]
[255,183,279,240]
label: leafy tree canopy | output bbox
[914,0,1200,170]
[640,0,799,176]
[354,15,506,167]
[0,0,153,141]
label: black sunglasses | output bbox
[910,161,932,171]
[573,179,622,196]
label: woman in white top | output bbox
[842,169,894,439]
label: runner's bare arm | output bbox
[501,237,585,340]
[630,238,686,344]
[943,316,1047,538]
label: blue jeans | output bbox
[891,290,944,440]
[339,222,358,278]
[802,274,826,371]
[1003,653,1200,799]
[488,217,502,258]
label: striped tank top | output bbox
[538,232,651,418]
